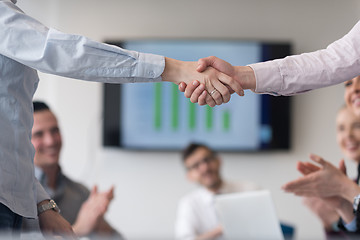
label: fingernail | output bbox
[199,85,205,91]
[193,81,199,86]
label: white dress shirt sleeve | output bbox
[0,1,165,83]
[249,20,360,96]
[175,199,198,240]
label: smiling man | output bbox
[21,101,123,239]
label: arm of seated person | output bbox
[195,226,223,240]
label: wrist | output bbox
[37,199,60,215]
[72,222,84,237]
[161,57,183,84]
[341,178,360,202]
[234,66,256,90]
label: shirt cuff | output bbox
[248,60,282,96]
[132,52,165,83]
[342,217,357,232]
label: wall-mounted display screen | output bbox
[103,40,291,151]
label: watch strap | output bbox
[37,199,60,215]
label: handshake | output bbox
[161,56,257,107]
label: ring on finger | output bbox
[209,89,218,96]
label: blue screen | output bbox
[119,40,270,151]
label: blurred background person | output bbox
[175,143,261,240]
[22,101,124,239]
[302,105,360,237]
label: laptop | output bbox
[214,190,284,240]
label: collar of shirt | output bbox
[200,181,230,205]
[34,166,45,182]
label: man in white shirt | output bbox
[0,0,240,237]
[175,143,260,240]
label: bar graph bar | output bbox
[171,84,179,130]
[153,83,234,133]
[206,106,213,131]
[154,83,162,130]
[188,101,196,131]
[223,110,230,131]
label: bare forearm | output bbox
[340,179,360,203]
[335,201,355,224]
[161,57,195,85]
[233,66,256,90]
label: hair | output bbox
[182,142,216,163]
[33,101,50,113]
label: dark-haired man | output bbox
[175,143,260,240]
[22,101,123,239]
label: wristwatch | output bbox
[37,199,60,215]
[353,194,360,212]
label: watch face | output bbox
[49,200,60,213]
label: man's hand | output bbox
[38,208,76,239]
[72,185,114,237]
[179,56,255,106]
[162,57,243,107]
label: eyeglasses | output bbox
[186,154,217,171]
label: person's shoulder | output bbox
[62,174,90,195]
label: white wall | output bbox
[18,0,360,239]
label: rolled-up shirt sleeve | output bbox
[0,1,165,83]
[249,20,360,96]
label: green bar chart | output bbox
[153,84,231,133]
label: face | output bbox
[185,147,222,190]
[336,107,360,162]
[344,76,360,116]
[32,110,62,168]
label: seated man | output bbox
[22,101,124,239]
[175,143,261,240]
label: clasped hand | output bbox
[178,56,242,107]
[176,56,255,106]
[162,56,255,107]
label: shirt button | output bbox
[148,71,155,78]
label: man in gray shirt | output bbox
[22,101,124,239]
